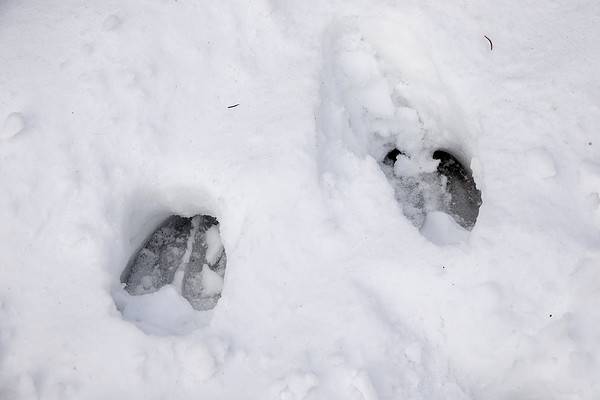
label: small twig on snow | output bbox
[484,35,493,51]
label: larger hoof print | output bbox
[121,214,226,311]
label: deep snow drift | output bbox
[1,0,600,399]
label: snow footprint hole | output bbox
[381,148,482,241]
[121,214,226,311]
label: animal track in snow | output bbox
[318,19,482,235]
[121,214,226,311]
[380,148,481,230]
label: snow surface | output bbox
[1,0,600,399]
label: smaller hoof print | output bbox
[381,148,482,231]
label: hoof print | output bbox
[381,148,482,231]
[121,214,226,311]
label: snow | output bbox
[1,0,600,399]
[113,285,208,336]
[205,225,224,265]
[420,211,469,246]
[1,112,25,140]
[525,147,557,179]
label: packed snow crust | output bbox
[1,1,600,399]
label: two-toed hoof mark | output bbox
[382,148,481,231]
[121,214,226,311]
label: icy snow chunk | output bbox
[113,285,205,335]
[205,225,224,265]
[121,214,226,311]
[394,152,438,177]
[201,265,224,296]
[1,112,25,139]
[421,211,469,246]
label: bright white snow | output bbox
[1,1,600,399]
